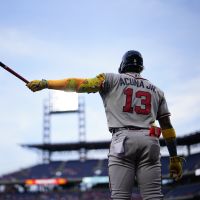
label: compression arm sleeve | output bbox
[47,73,105,93]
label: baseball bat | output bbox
[0,61,29,84]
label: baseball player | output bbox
[27,50,183,200]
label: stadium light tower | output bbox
[78,96,86,142]
[42,91,86,163]
[78,95,87,161]
[42,98,51,163]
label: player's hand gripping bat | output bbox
[0,62,29,84]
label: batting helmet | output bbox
[118,50,144,74]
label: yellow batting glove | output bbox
[26,79,48,92]
[169,156,184,181]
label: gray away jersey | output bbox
[99,73,170,129]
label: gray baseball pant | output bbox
[108,130,163,200]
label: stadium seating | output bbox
[1,153,200,199]
[164,183,200,200]
[2,153,199,181]
[184,153,200,172]
[161,156,169,175]
[0,159,109,181]
[0,190,110,200]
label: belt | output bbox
[109,126,149,134]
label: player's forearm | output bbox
[162,128,177,157]
[158,116,177,156]
[48,73,105,93]
[27,73,105,93]
[47,78,84,91]
[165,137,177,157]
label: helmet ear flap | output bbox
[138,65,144,73]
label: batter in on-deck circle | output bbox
[27,50,184,200]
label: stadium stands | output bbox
[184,153,200,172]
[0,189,110,200]
[2,152,200,182]
[164,183,200,200]
[1,149,200,199]
[0,159,108,181]
[2,183,200,200]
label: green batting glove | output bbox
[169,156,185,181]
[27,79,48,92]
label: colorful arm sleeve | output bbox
[47,73,105,93]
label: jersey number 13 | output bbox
[123,88,151,115]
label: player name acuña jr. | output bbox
[119,77,156,92]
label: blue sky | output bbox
[0,0,200,175]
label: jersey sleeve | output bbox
[100,73,116,94]
[77,73,105,93]
[157,94,171,120]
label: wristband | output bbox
[162,128,176,139]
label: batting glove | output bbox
[169,156,185,181]
[27,79,48,92]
